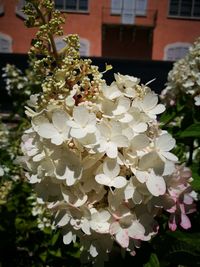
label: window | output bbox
[164,42,191,61]
[15,0,26,19]
[169,0,200,18]
[0,33,12,53]
[111,0,147,16]
[55,0,88,12]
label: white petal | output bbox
[82,219,91,235]
[139,151,161,171]
[103,158,120,178]
[73,105,89,126]
[156,134,175,151]
[113,97,130,115]
[98,210,111,222]
[37,123,58,139]
[63,231,73,245]
[146,174,166,196]
[102,83,122,100]
[91,222,110,233]
[124,183,135,200]
[118,113,133,123]
[52,110,69,131]
[74,195,88,207]
[111,135,129,147]
[70,127,87,139]
[111,176,127,188]
[163,160,175,176]
[128,221,145,239]
[132,122,147,133]
[95,174,110,186]
[142,93,158,111]
[149,104,165,115]
[51,134,64,145]
[106,142,118,158]
[55,211,70,227]
[134,170,149,183]
[161,151,178,162]
[32,151,45,162]
[131,134,149,150]
[89,244,98,258]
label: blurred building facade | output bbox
[0,0,200,60]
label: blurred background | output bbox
[0,0,200,60]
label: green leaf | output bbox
[180,123,200,138]
[144,253,160,267]
[191,164,200,191]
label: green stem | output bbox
[33,3,59,62]
[163,106,185,126]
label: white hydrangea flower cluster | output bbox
[161,37,200,106]
[21,73,196,266]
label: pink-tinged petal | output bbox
[110,221,120,235]
[168,215,177,231]
[183,194,194,205]
[146,174,166,196]
[116,229,129,248]
[180,214,191,229]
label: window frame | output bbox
[163,42,191,61]
[168,0,200,20]
[0,33,13,53]
[110,0,147,17]
[54,0,89,13]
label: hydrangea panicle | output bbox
[20,1,197,265]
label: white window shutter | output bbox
[79,38,90,56]
[0,33,12,53]
[136,0,147,15]
[15,0,26,19]
[121,0,136,24]
[111,0,122,14]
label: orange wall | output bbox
[151,0,200,60]
[62,0,102,56]
[0,0,103,56]
[0,0,37,53]
[1,0,200,59]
